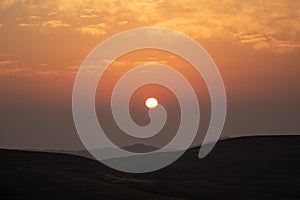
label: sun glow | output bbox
[145,97,158,109]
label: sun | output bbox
[145,97,158,109]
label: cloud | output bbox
[0,67,21,74]
[28,15,41,20]
[2,0,300,55]
[0,0,24,9]
[18,23,38,27]
[18,20,70,29]
[75,23,107,36]
[118,21,128,26]
[0,59,23,75]
[0,60,19,66]
[0,56,75,76]
[0,62,73,76]
[41,20,70,28]
[80,14,99,19]
[155,0,300,52]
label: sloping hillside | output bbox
[1,136,300,199]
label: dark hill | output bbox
[122,143,159,153]
[1,135,300,199]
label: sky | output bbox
[0,0,300,150]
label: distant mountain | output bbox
[1,135,300,199]
[42,143,164,160]
[41,136,234,160]
[122,143,159,153]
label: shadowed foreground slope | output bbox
[1,136,300,200]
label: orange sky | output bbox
[0,0,300,149]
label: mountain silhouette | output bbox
[122,143,159,153]
[1,135,300,199]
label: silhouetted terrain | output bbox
[1,136,300,199]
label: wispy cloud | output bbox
[41,20,70,28]
[118,21,128,26]
[0,62,77,76]
[1,0,300,76]
[28,15,41,20]
[0,60,19,66]
[18,23,38,27]
[75,23,107,36]
[5,0,299,52]
[18,19,70,28]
